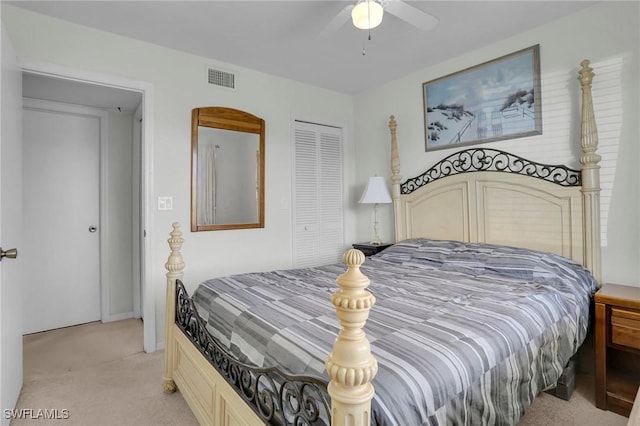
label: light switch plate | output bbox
[158,196,173,211]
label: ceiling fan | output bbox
[319,0,439,38]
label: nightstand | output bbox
[352,242,393,257]
[595,283,640,417]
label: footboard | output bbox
[174,278,330,424]
[162,223,377,426]
[171,323,264,425]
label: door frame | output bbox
[132,103,143,320]
[1,24,24,424]
[20,59,156,353]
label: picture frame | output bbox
[423,45,542,151]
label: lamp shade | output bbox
[351,0,384,30]
[359,176,392,204]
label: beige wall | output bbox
[353,1,640,287]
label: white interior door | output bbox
[0,25,24,424]
[22,103,101,334]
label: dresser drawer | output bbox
[611,307,640,350]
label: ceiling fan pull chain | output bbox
[367,0,372,40]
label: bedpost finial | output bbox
[389,115,397,132]
[577,59,600,166]
[343,248,365,268]
[326,248,377,422]
[166,222,185,275]
[576,60,602,284]
[389,114,401,189]
[578,59,594,87]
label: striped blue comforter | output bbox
[192,239,598,425]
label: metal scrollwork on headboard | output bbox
[401,148,581,194]
[175,280,331,426]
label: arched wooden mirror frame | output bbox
[191,107,265,231]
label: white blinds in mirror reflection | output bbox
[197,142,217,225]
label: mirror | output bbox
[191,107,265,231]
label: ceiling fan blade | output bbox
[318,4,354,39]
[382,0,439,30]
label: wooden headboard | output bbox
[388,60,602,283]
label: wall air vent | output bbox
[207,68,235,89]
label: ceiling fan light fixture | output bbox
[351,0,384,30]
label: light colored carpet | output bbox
[519,374,627,426]
[12,319,629,426]
[13,319,198,426]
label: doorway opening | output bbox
[19,63,155,352]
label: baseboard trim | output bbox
[106,312,134,322]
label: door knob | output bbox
[89,226,98,233]
[0,248,17,261]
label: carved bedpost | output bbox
[163,222,185,393]
[577,60,602,284]
[326,249,378,426]
[389,115,403,242]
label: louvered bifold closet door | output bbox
[294,125,320,267]
[293,121,344,268]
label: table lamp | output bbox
[359,176,392,245]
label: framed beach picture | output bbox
[423,45,542,151]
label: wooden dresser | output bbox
[595,283,640,417]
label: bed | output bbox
[162,59,602,425]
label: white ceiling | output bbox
[11,1,598,95]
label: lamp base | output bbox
[369,232,383,245]
[370,203,383,245]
